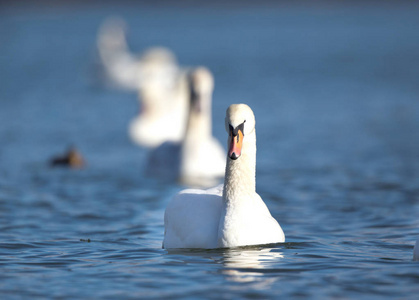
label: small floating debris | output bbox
[50,147,86,168]
[80,238,91,243]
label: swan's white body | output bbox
[129,65,188,147]
[147,67,225,185]
[163,104,285,249]
[414,238,419,261]
[164,185,224,249]
[97,18,188,147]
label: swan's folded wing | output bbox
[163,186,223,249]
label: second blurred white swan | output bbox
[146,67,225,186]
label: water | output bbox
[1,1,419,299]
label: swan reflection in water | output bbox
[220,246,284,284]
[166,245,284,286]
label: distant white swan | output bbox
[414,238,419,261]
[97,17,141,90]
[163,104,285,249]
[97,17,188,147]
[147,67,225,186]
[128,50,188,147]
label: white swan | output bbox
[414,238,419,261]
[128,50,188,147]
[97,17,142,90]
[147,67,225,186]
[163,104,285,249]
[97,17,178,91]
[97,18,187,147]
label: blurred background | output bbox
[1,1,418,172]
[0,1,419,299]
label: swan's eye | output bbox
[229,124,234,136]
[237,122,245,136]
[229,122,245,137]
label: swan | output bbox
[128,50,188,148]
[146,67,225,186]
[97,17,142,90]
[97,18,187,147]
[163,104,285,249]
[414,238,419,261]
[97,17,178,91]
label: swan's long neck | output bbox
[223,130,256,203]
[184,94,212,140]
[179,94,213,183]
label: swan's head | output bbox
[189,67,214,112]
[97,17,130,57]
[225,104,256,160]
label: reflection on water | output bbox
[166,245,285,287]
[221,246,284,284]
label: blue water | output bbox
[1,1,419,299]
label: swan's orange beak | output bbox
[228,128,243,160]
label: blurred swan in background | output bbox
[414,238,419,261]
[147,67,225,186]
[129,50,188,147]
[97,17,188,147]
[163,104,285,249]
[97,17,141,90]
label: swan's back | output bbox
[163,185,223,249]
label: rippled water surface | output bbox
[1,2,419,299]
